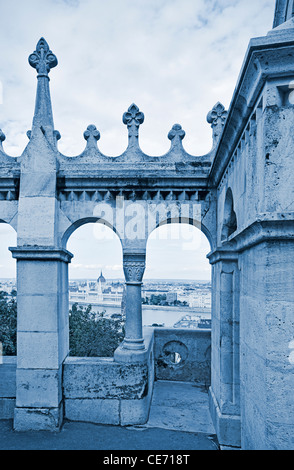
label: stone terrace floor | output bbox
[0,381,219,450]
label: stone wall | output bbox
[153,328,211,387]
[240,241,294,450]
[63,329,154,426]
[0,357,16,419]
[208,22,294,450]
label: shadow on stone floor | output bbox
[0,381,219,450]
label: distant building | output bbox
[97,270,106,285]
[173,315,201,329]
[166,292,177,304]
[198,319,212,329]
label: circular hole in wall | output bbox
[162,340,188,367]
[169,351,182,364]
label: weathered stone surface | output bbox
[209,387,241,448]
[0,357,16,399]
[65,399,120,426]
[0,399,15,419]
[14,405,63,432]
[120,397,150,426]
[154,329,211,386]
[17,294,59,332]
[239,241,294,450]
[16,368,62,408]
[63,358,148,400]
[17,332,60,370]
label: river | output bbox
[70,302,211,328]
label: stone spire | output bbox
[28,38,58,143]
[207,102,227,146]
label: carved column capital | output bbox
[123,253,146,284]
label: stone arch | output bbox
[0,219,17,232]
[148,215,214,253]
[61,216,122,250]
[0,220,17,273]
[221,188,237,242]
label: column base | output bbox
[13,403,63,432]
[209,387,241,449]
[114,342,148,363]
[121,337,146,351]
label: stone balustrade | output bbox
[0,327,211,424]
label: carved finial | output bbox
[123,104,144,142]
[54,130,61,141]
[29,38,58,76]
[207,102,227,145]
[83,125,101,146]
[0,129,5,143]
[168,124,186,142]
[0,129,5,152]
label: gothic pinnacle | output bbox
[29,38,58,77]
[28,38,58,142]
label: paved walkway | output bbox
[0,381,219,450]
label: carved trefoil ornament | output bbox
[123,103,144,140]
[207,102,228,145]
[168,124,186,141]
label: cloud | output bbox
[0,0,274,157]
[0,1,275,279]
[71,263,102,270]
[54,0,80,6]
[105,265,123,272]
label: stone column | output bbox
[9,247,73,431]
[208,249,241,448]
[114,252,146,363]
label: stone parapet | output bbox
[63,328,154,426]
[153,328,211,386]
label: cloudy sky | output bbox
[0,0,275,280]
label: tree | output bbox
[0,295,125,358]
[69,303,125,357]
[0,291,17,355]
